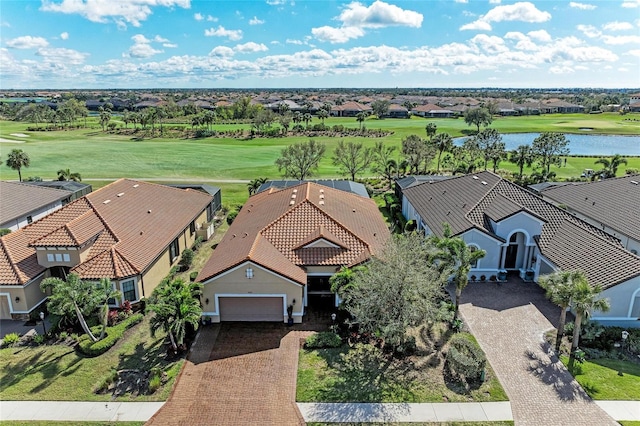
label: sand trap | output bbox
[0,137,24,143]
[10,133,29,137]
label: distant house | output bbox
[628,93,640,113]
[386,104,409,118]
[330,101,372,117]
[400,171,640,326]
[411,104,455,118]
[537,175,640,255]
[540,100,585,114]
[197,182,389,323]
[0,180,214,320]
[23,180,92,202]
[0,181,73,231]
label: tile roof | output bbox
[403,171,640,289]
[0,181,71,225]
[540,174,640,243]
[197,182,390,285]
[0,179,212,285]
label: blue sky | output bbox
[1,0,639,89]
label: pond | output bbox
[454,133,640,156]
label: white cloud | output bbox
[312,26,364,43]
[6,36,49,49]
[602,21,634,31]
[267,0,286,4]
[470,34,509,54]
[576,24,601,38]
[196,13,217,22]
[569,2,596,10]
[163,43,177,48]
[454,0,468,3]
[209,46,234,57]
[127,34,164,58]
[234,42,268,53]
[528,29,551,42]
[154,35,169,43]
[60,32,69,40]
[249,16,264,25]
[549,65,574,74]
[40,0,191,27]
[461,2,551,31]
[194,12,203,21]
[204,26,243,41]
[338,1,423,29]
[601,34,640,44]
[36,47,88,64]
[131,34,151,44]
[627,49,640,57]
[489,0,501,3]
[621,0,639,7]
[286,39,304,45]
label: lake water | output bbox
[454,133,640,156]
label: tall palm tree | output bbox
[425,122,437,140]
[539,271,577,354]
[568,273,610,366]
[57,168,82,182]
[302,112,313,129]
[431,132,453,173]
[509,145,535,181]
[149,278,202,352]
[317,108,329,125]
[247,177,268,195]
[356,112,366,131]
[5,149,30,182]
[431,223,486,322]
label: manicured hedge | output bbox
[304,332,342,349]
[78,313,143,357]
[446,333,486,380]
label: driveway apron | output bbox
[147,323,312,426]
[459,279,617,426]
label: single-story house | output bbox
[401,171,640,326]
[536,175,640,255]
[330,101,372,117]
[385,104,409,118]
[0,181,73,231]
[411,104,455,118]
[197,181,390,323]
[0,179,215,320]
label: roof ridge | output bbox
[113,246,140,274]
[305,198,370,250]
[464,174,503,226]
[0,237,26,284]
[85,197,120,245]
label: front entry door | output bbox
[504,244,518,269]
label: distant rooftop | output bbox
[257,180,370,198]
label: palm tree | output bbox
[5,149,30,182]
[568,273,610,367]
[247,177,268,195]
[431,132,453,173]
[148,278,202,352]
[302,112,313,129]
[356,112,366,131]
[594,154,627,179]
[431,223,486,322]
[98,105,112,131]
[57,168,82,182]
[539,271,577,354]
[317,108,329,126]
[425,122,437,140]
[509,145,535,182]
[41,273,118,342]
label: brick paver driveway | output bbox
[147,322,314,426]
[459,278,617,426]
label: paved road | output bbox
[459,279,618,426]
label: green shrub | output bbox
[2,332,20,346]
[189,271,199,282]
[0,228,12,236]
[446,333,486,380]
[78,313,143,357]
[148,368,162,393]
[33,334,45,345]
[179,248,194,270]
[304,332,342,349]
[226,210,238,225]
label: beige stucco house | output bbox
[197,181,389,323]
[0,179,215,320]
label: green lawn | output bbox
[619,422,640,426]
[0,315,183,402]
[297,339,507,403]
[1,114,639,186]
[561,356,640,400]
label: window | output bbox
[169,238,180,262]
[62,253,70,262]
[55,253,63,261]
[246,268,254,279]
[27,216,33,224]
[121,279,136,302]
[469,245,479,268]
[47,253,54,262]
[190,221,196,236]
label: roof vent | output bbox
[148,209,152,213]
[117,192,124,197]
[631,181,638,185]
[291,194,296,199]
[319,200,325,205]
[320,189,324,193]
[472,176,479,180]
[103,199,111,204]
[352,209,356,213]
[319,194,325,199]
[289,200,295,205]
[293,189,298,193]
[481,181,487,185]
[133,184,139,188]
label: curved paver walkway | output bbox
[459,279,618,426]
[146,323,312,426]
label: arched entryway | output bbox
[504,232,526,270]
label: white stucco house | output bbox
[400,171,640,327]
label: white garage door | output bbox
[219,297,283,322]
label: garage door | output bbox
[219,297,283,322]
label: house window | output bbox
[55,253,63,261]
[169,238,179,263]
[121,279,136,302]
[47,253,54,262]
[27,216,33,224]
[63,253,70,262]
[469,245,479,268]
[246,268,254,279]
[190,221,196,236]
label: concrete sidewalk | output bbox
[0,401,164,422]
[298,402,513,423]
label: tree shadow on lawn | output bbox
[0,346,81,394]
[525,342,590,402]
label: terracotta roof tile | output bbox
[198,182,389,284]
